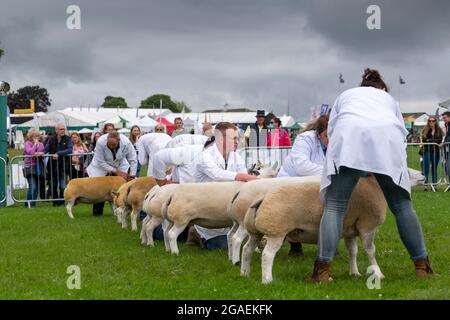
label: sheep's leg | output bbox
[231,225,249,265]
[168,223,187,255]
[130,208,138,232]
[121,208,130,229]
[145,216,163,247]
[361,231,385,279]
[140,216,150,244]
[163,221,174,252]
[344,237,361,277]
[66,201,74,219]
[116,207,123,224]
[227,222,239,261]
[261,236,284,284]
[241,234,262,277]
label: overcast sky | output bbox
[1,0,449,121]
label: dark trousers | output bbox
[50,169,67,206]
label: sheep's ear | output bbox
[258,160,264,168]
[111,190,119,198]
[271,161,279,171]
[248,163,256,174]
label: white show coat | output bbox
[166,134,208,148]
[320,86,410,202]
[195,144,247,183]
[152,144,204,183]
[194,144,247,240]
[87,134,137,177]
[136,133,172,176]
[278,130,325,177]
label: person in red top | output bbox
[267,117,291,147]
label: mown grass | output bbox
[0,185,449,300]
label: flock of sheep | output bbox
[63,166,424,284]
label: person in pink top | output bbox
[70,132,89,179]
[23,128,45,208]
[267,117,291,147]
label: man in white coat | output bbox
[194,122,257,249]
[311,68,435,282]
[277,114,329,257]
[87,131,137,216]
[136,132,172,176]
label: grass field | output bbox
[0,186,449,300]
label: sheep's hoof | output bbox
[262,278,273,285]
[240,270,250,277]
[349,271,362,277]
[233,260,241,266]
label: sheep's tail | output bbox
[244,197,264,235]
[227,191,240,217]
[161,195,173,220]
[124,184,132,205]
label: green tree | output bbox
[101,96,128,108]
[8,85,51,112]
[174,100,192,113]
[140,94,188,113]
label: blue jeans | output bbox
[318,167,428,262]
[423,151,440,184]
[205,235,228,250]
[26,175,38,208]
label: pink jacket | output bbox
[23,141,45,167]
[267,128,291,147]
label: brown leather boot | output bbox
[414,256,436,277]
[311,259,333,283]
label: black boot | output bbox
[288,242,303,257]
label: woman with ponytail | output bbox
[311,68,436,282]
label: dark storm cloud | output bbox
[0,0,449,119]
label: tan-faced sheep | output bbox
[112,176,158,231]
[64,176,127,219]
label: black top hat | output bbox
[255,110,266,117]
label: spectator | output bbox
[441,111,450,183]
[420,115,444,190]
[90,132,102,152]
[267,117,291,147]
[244,110,268,147]
[45,123,73,206]
[171,117,188,137]
[202,122,213,138]
[23,128,45,208]
[86,131,137,216]
[129,125,142,177]
[70,132,89,179]
[102,123,116,135]
[154,123,166,133]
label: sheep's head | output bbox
[408,168,424,187]
[248,161,279,178]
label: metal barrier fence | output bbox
[240,143,449,192]
[238,147,291,169]
[406,142,449,192]
[0,156,6,204]
[9,152,94,205]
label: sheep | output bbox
[227,176,321,265]
[241,175,388,284]
[64,176,127,219]
[111,176,158,231]
[140,183,179,248]
[162,163,280,256]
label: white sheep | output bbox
[241,175,387,284]
[140,184,179,248]
[227,176,321,264]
